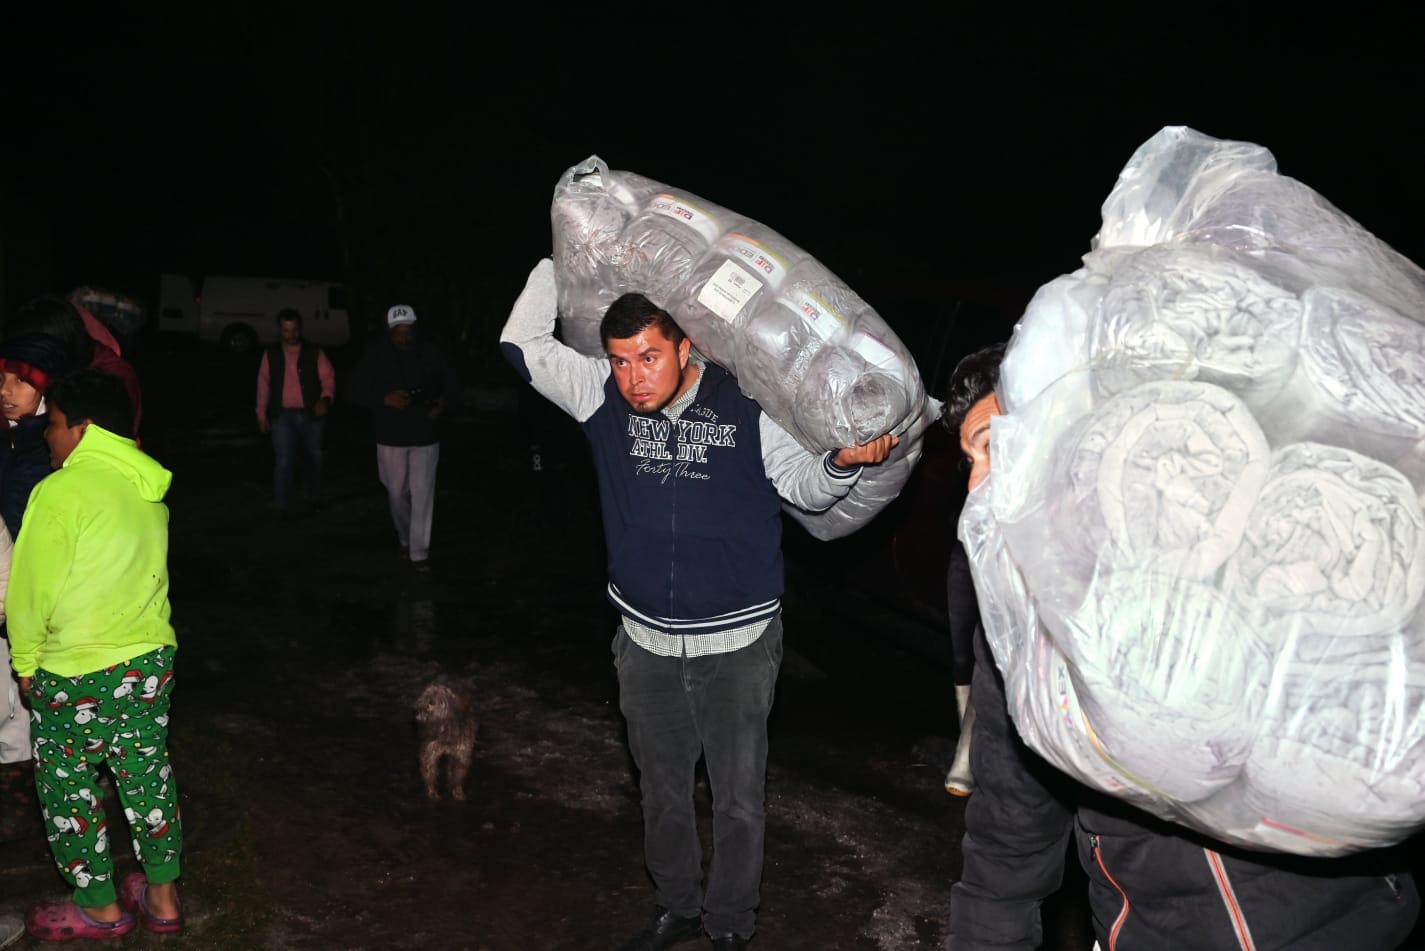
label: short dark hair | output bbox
[277,307,302,325]
[6,295,95,368]
[599,293,686,350]
[942,342,1007,436]
[47,368,134,439]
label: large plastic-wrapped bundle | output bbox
[963,125,1425,857]
[551,155,940,540]
[550,163,668,354]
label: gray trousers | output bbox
[613,618,783,940]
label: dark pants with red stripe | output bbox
[1077,796,1418,950]
[947,625,1421,950]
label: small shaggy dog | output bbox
[415,680,478,801]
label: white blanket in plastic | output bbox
[550,155,940,540]
[962,125,1425,857]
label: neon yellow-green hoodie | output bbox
[6,424,175,678]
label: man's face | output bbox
[389,324,414,350]
[606,324,692,414]
[45,406,86,469]
[959,391,1002,491]
[279,318,302,347]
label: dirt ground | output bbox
[2,338,1421,949]
[2,336,1422,951]
[0,338,1090,951]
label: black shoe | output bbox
[617,907,702,951]
[709,936,748,951]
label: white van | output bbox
[158,274,352,354]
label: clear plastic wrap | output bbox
[551,155,941,540]
[964,125,1425,857]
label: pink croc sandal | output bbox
[24,899,135,941]
[119,872,184,934]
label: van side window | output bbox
[328,286,349,310]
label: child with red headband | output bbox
[0,332,71,538]
[0,331,71,872]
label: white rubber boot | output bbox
[944,683,975,797]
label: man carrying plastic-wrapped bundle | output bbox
[943,343,1420,951]
[500,259,897,951]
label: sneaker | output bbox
[616,907,702,951]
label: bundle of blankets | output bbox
[549,156,941,540]
[961,125,1425,857]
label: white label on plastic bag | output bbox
[717,233,790,290]
[851,331,903,372]
[607,181,640,212]
[697,260,763,322]
[647,193,721,244]
[776,288,847,342]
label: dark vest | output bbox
[265,343,323,414]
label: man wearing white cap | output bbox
[349,305,460,571]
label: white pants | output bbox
[0,636,30,764]
[376,443,441,562]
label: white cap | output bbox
[387,305,417,327]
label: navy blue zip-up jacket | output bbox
[500,259,863,637]
[588,360,784,634]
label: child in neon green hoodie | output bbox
[6,368,184,940]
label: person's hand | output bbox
[17,677,30,706]
[314,396,331,418]
[833,433,899,468]
[383,390,412,409]
[426,397,445,420]
[257,413,270,434]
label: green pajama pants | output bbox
[29,647,183,908]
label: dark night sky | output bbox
[2,7,1423,350]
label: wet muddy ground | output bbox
[4,335,1425,951]
[0,338,1091,949]
[4,338,1422,949]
